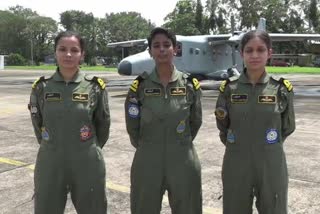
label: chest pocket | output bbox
[43,91,64,119]
[72,86,98,120]
[169,86,190,116]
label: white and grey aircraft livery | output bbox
[107,19,320,80]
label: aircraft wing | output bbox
[269,34,320,42]
[107,39,147,48]
[206,34,242,47]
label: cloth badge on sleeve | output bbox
[128,103,140,118]
[45,92,61,101]
[72,93,89,102]
[170,87,186,96]
[80,125,92,141]
[41,127,49,141]
[144,88,161,96]
[176,120,186,133]
[215,107,227,120]
[227,130,235,143]
[30,105,38,114]
[258,95,276,104]
[266,129,278,144]
[129,96,138,104]
[231,94,248,103]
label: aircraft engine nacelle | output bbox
[117,50,155,76]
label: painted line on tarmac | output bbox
[0,157,222,214]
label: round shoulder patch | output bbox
[128,103,140,118]
[266,129,279,144]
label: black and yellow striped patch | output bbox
[130,80,139,92]
[97,78,106,89]
[282,79,293,92]
[192,78,200,90]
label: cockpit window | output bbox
[176,42,182,57]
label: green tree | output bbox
[0,6,57,65]
[104,12,153,42]
[60,10,97,65]
[0,10,27,56]
[195,0,204,33]
[308,0,319,31]
[26,16,57,65]
[104,12,153,61]
[205,0,229,33]
[239,0,261,29]
[260,0,287,32]
[163,0,200,35]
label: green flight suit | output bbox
[125,68,203,214]
[215,70,295,214]
[29,69,110,214]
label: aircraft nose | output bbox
[117,60,132,75]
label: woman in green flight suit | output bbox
[125,27,203,214]
[29,31,110,214]
[215,30,295,214]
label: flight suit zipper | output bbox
[164,86,168,99]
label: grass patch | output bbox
[4,65,117,72]
[266,66,320,74]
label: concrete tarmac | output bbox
[0,69,319,214]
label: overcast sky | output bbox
[0,0,206,26]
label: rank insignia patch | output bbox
[258,95,276,104]
[219,80,227,93]
[192,78,200,90]
[80,125,92,141]
[144,88,161,96]
[231,94,248,103]
[72,93,89,102]
[45,92,61,101]
[283,79,293,92]
[130,80,139,92]
[170,87,186,96]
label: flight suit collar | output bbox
[149,66,180,84]
[238,68,270,84]
[52,68,84,83]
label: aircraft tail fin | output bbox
[257,18,266,31]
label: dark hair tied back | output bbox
[54,31,85,52]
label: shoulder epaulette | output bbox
[219,79,230,93]
[130,75,144,92]
[91,76,106,90]
[32,76,46,89]
[279,77,293,92]
[186,76,200,90]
